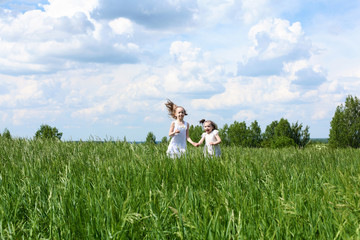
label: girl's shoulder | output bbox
[212,129,219,135]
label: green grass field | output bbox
[0,138,359,239]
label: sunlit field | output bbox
[0,138,359,239]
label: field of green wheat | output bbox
[0,138,359,239]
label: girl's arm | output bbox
[209,133,221,145]
[168,122,180,137]
[186,122,197,146]
[196,136,205,146]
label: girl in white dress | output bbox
[196,119,222,157]
[165,99,197,158]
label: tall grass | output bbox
[0,138,359,239]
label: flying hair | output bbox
[165,99,188,119]
[199,119,218,130]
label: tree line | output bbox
[1,95,360,148]
[0,124,62,141]
[187,118,310,148]
[157,95,360,149]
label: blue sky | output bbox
[1,0,360,141]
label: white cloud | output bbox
[238,18,312,76]
[241,0,272,24]
[192,75,299,111]
[0,77,45,108]
[233,110,258,121]
[195,0,239,25]
[91,0,197,29]
[0,5,141,75]
[248,18,304,60]
[43,0,98,18]
[170,41,201,62]
[12,108,61,126]
[109,17,133,36]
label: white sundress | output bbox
[202,129,221,157]
[167,121,188,158]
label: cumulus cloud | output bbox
[12,108,62,126]
[233,109,258,121]
[92,0,197,29]
[163,41,225,94]
[283,60,327,91]
[240,0,273,24]
[109,17,133,36]
[66,40,227,124]
[0,0,48,13]
[0,77,45,108]
[238,18,312,76]
[192,75,298,110]
[43,0,98,18]
[170,41,201,62]
[191,16,343,124]
[0,0,141,75]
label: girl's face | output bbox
[175,107,185,120]
[204,122,214,133]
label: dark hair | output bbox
[199,119,218,130]
[165,99,188,119]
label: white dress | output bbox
[167,121,188,158]
[202,129,221,157]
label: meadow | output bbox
[0,138,359,239]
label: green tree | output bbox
[274,118,292,138]
[1,128,11,139]
[272,118,295,148]
[299,125,310,148]
[219,123,230,146]
[262,120,278,147]
[35,124,62,140]
[228,121,248,146]
[161,136,168,144]
[188,124,203,143]
[272,136,295,148]
[329,95,360,148]
[248,120,262,147]
[145,132,156,145]
[291,121,310,148]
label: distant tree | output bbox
[262,118,309,148]
[35,124,62,141]
[145,132,156,145]
[299,125,311,148]
[248,120,262,147]
[262,120,278,147]
[291,121,310,148]
[228,121,248,146]
[329,95,360,148]
[161,136,168,144]
[188,124,203,143]
[219,123,230,146]
[271,136,295,148]
[274,118,292,139]
[272,118,295,148]
[2,128,11,139]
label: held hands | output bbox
[192,142,200,147]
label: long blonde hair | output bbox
[165,99,188,119]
